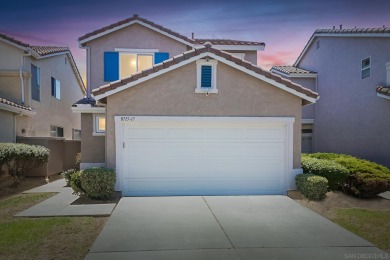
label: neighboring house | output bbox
[72,15,318,196]
[0,33,85,142]
[271,27,390,167]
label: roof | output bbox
[376,86,390,98]
[294,27,390,66]
[0,97,36,116]
[0,33,86,94]
[78,14,264,49]
[72,97,105,107]
[271,66,316,75]
[92,43,318,104]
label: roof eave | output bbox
[194,44,265,51]
[0,103,36,116]
[377,93,390,100]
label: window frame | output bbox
[72,129,81,140]
[51,77,61,100]
[117,49,157,79]
[361,56,371,79]
[50,125,64,138]
[31,64,40,102]
[195,59,218,94]
[93,114,106,136]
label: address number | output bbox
[121,116,135,122]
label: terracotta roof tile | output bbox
[0,33,29,47]
[72,97,104,107]
[30,46,69,56]
[315,27,390,34]
[194,39,265,46]
[271,66,316,75]
[0,97,35,112]
[376,86,390,97]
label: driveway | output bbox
[85,196,385,260]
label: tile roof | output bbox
[79,14,264,47]
[376,86,390,97]
[0,33,29,47]
[30,46,70,56]
[72,97,105,107]
[0,97,35,112]
[271,66,316,75]
[92,43,318,101]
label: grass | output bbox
[332,208,390,252]
[0,193,107,260]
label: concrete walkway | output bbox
[15,179,116,217]
[85,196,387,260]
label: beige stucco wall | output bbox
[227,50,258,65]
[105,61,302,169]
[80,113,105,163]
[0,110,15,142]
[86,23,189,92]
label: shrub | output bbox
[296,174,328,200]
[301,156,349,191]
[62,169,77,187]
[342,173,390,198]
[70,167,116,200]
[0,143,50,185]
[75,153,81,166]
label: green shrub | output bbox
[70,167,116,200]
[0,143,50,185]
[296,174,328,200]
[62,169,77,187]
[343,173,390,198]
[301,156,349,191]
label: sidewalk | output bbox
[15,179,117,217]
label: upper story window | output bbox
[31,64,40,101]
[51,77,61,100]
[195,59,218,94]
[50,125,64,137]
[361,57,371,79]
[93,114,106,136]
[104,50,169,82]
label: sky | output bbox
[1,0,390,84]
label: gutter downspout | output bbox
[20,53,31,104]
[85,46,91,98]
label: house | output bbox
[0,33,85,142]
[271,27,390,167]
[72,14,318,196]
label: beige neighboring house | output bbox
[0,33,85,142]
[73,15,318,196]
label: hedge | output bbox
[62,169,77,187]
[301,155,349,191]
[0,143,50,185]
[296,174,328,200]
[71,167,116,200]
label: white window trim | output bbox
[361,56,371,79]
[93,114,106,136]
[115,48,159,53]
[195,59,218,94]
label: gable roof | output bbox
[93,43,318,105]
[376,86,390,99]
[78,14,264,50]
[294,27,390,66]
[0,97,36,116]
[271,66,316,78]
[0,33,86,94]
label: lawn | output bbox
[331,208,390,253]
[0,193,107,260]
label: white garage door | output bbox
[116,117,293,196]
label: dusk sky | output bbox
[1,0,390,84]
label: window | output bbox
[50,126,64,137]
[120,53,153,78]
[195,59,218,94]
[301,124,313,153]
[51,77,61,99]
[31,64,40,101]
[361,57,371,79]
[94,114,106,135]
[72,129,81,140]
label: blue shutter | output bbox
[154,52,169,64]
[201,65,212,88]
[104,52,119,82]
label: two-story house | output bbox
[271,27,390,167]
[72,14,318,196]
[0,33,85,142]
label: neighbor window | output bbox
[120,53,153,78]
[94,114,106,135]
[31,64,40,101]
[361,57,371,79]
[50,126,64,137]
[72,129,81,140]
[51,77,61,99]
[195,59,218,94]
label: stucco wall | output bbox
[290,77,316,119]
[106,61,302,169]
[228,50,258,65]
[0,110,15,142]
[86,23,189,92]
[80,113,105,163]
[297,36,390,167]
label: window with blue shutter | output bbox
[154,52,169,64]
[201,65,212,88]
[104,52,119,82]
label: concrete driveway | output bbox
[85,196,386,260]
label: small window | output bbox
[120,53,153,78]
[361,57,371,79]
[94,114,106,135]
[31,64,40,101]
[50,126,64,137]
[72,129,81,140]
[195,59,218,94]
[51,77,61,99]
